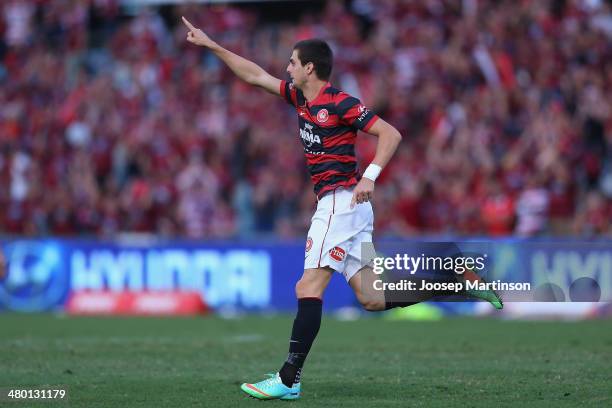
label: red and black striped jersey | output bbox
[279,80,379,198]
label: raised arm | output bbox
[182,16,281,94]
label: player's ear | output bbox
[306,62,314,75]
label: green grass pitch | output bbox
[0,314,610,407]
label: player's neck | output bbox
[301,79,328,103]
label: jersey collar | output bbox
[306,82,331,107]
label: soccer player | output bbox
[182,16,502,401]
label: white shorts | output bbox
[304,187,375,282]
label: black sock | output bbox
[279,297,322,387]
[384,277,461,310]
[294,367,302,384]
[279,364,302,387]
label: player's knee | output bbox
[357,295,385,312]
[295,279,306,298]
[363,300,385,312]
[295,278,323,299]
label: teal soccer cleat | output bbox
[280,381,301,401]
[240,373,301,400]
[463,270,504,310]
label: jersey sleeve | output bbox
[336,95,379,132]
[279,80,301,108]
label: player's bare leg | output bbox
[241,267,333,400]
[351,264,458,311]
[348,266,386,311]
[350,264,503,311]
[349,265,454,311]
[295,266,334,299]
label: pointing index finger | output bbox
[182,16,197,31]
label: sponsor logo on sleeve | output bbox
[357,105,369,122]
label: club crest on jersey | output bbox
[329,246,346,262]
[300,122,321,147]
[316,109,329,123]
[305,237,313,252]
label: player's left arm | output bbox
[351,118,402,207]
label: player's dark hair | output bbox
[293,39,333,81]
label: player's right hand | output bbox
[182,16,215,48]
[350,178,375,209]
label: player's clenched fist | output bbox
[182,16,215,48]
[350,178,375,208]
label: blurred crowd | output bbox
[0,0,611,239]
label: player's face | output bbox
[287,49,310,89]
